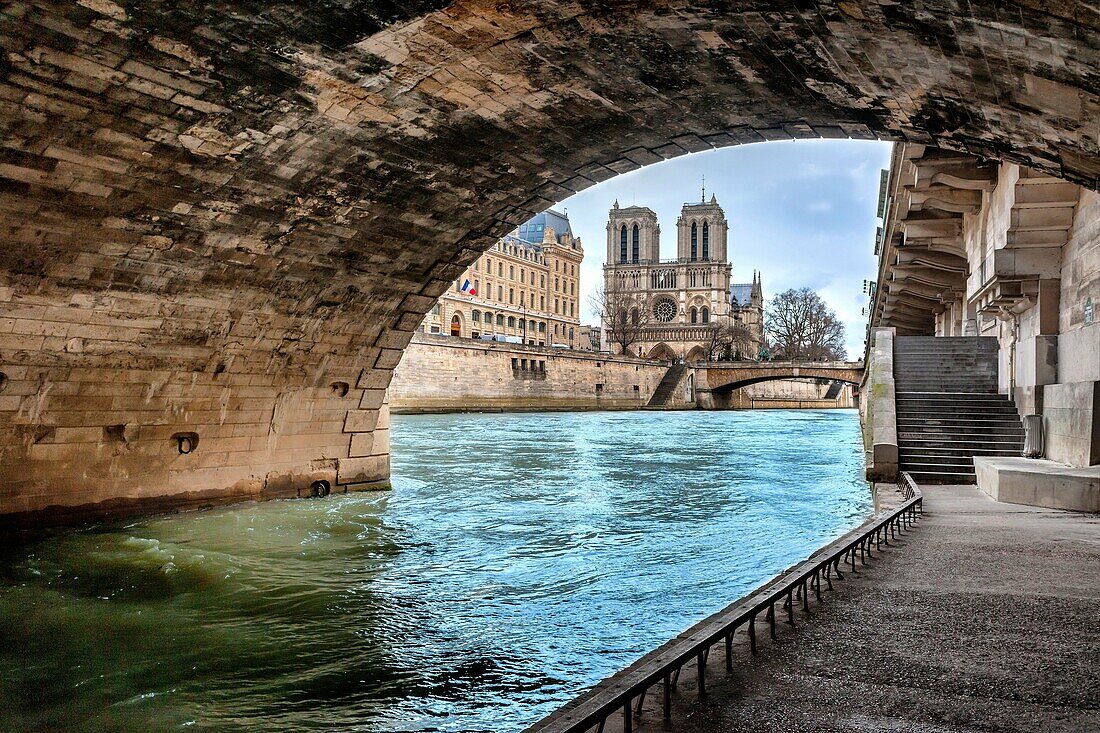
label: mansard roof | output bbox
[516,209,572,244]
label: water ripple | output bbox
[0,409,870,733]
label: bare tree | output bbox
[765,288,847,360]
[704,321,756,361]
[591,276,649,355]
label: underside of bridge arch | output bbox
[0,1,1097,523]
[708,373,862,394]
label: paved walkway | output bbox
[637,485,1100,733]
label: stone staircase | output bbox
[647,364,687,407]
[894,336,1024,484]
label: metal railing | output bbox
[525,474,924,733]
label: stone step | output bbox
[897,442,1016,453]
[898,431,1024,442]
[896,403,1019,413]
[903,469,977,484]
[897,421,1023,431]
[902,460,978,472]
[897,409,1020,417]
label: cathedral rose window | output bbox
[653,298,676,322]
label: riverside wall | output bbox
[389,334,690,412]
[390,335,856,413]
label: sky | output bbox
[557,139,892,359]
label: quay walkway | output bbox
[531,484,1099,733]
[645,485,1100,732]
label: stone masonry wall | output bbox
[1046,189,1100,466]
[389,334,676,412]
[0,1,1096,524]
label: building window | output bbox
[702,306,710,323]
[474,279,479,294]
[632,224,639,262]
[690,307,698,324]
[619,225,627,263]
[570,302,574,316]
[509,265,514,279]
[508,316,516,328]
[431,304,441,316]
[472,310,480,323]
[540,274,545,287]
[554,298,559,313]
[539,322,546,333]
[570,282,575,295]
[702,221,710,260]
[529,319,536,331]
[540,296,545,309]
[497,314,505,326]
[555,277,559,291]
[498,262,503,276]
[498,285,503,300]
[509,288,514,304]
[631,307,639,325]
[691,221,698,261]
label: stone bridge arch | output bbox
[0,1,1097,522]
[695,362,864,409]
[699,363,864,392]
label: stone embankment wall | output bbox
[389,335,689,412]
[733,379,855,409]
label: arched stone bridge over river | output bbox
[0,0,1096,525]
[694,361,864,409]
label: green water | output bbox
[0,409,870,732]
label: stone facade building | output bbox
[602,196,764,361]
[871,144,1099,470]
[420,210,583,347]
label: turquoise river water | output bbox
[0,409,870,732]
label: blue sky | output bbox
[558,139,892,359]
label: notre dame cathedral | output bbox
[602,194,763,361]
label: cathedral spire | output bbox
[701,174,705,203]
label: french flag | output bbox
[461,279,477,295]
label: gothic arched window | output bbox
[630,307,639,325]
[690,222,698,261]
[702,222,710,260]
[690,307,698,324]
[702,307,710,323]
[632,224,639,262]
[619,225,628,263]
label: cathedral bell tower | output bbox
[676,194,728,262]
[606,200,661,264]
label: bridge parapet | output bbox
[696,362,864,392]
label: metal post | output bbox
[663,673,672,720]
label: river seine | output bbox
[0,409,869,732]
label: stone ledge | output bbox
[975,456,1100,512]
